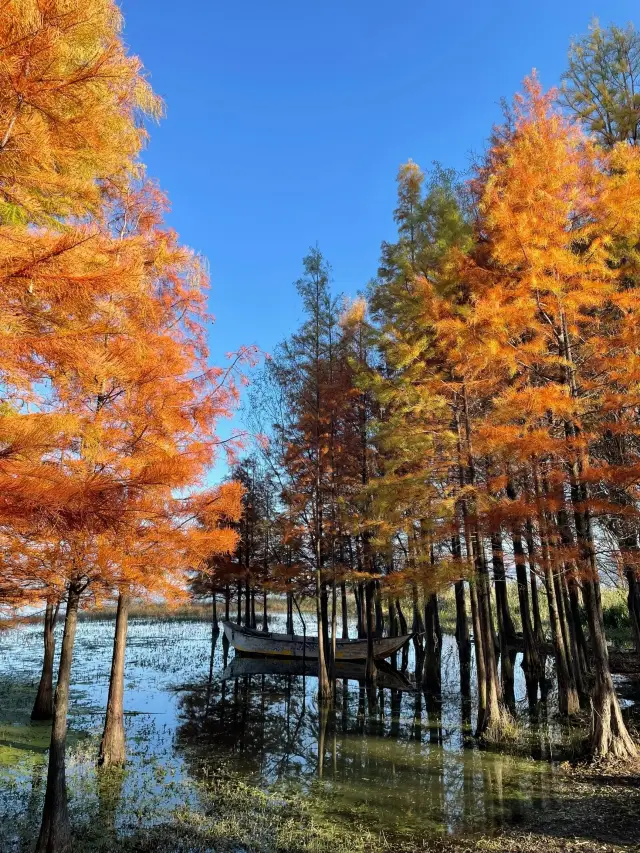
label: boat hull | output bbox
[222,621,411,661]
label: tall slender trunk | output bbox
[36,584,81,853]
[454,579,471,676]
[533,470,580,716]
[423,594,441,693]
[364,581,377,683]
[286,591,294,634]
[98,592,129,767]
[566,576,589,675]
[330,577,337,672]
[555,568,585,699]
[491,532,517,644]
[316,558,331,703]
[340,582,349,639]
[388,599,398,637]
[411,583,424,634]
[396,598,408,634]
[32,602,58,721]
[474,536,503,732]
[525,518,546,649]
[396,598,409,671]
[551,501,588,699]
[211,592,219,635]
[262,590,268,632]
[224,586,230,621]
[320,581,330,655]
[355,583,365,638]
[618,532,640,658]
[244,580,251,627]
[452,534,472,690]
[468,575,487,733]
[625,565,640,656]
[457,391,504,735]
[237,581,243,624]
[559,570,587,699]
[511,529,543,679]
[374,580,384,635]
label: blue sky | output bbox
[120,0,637,475]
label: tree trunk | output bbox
[396,598,409,671]
[244,580,251,627]
[423,594,441,693]
[211,593,219,635]
[365,581,377,684]
[36,583,81,853]
[237,581,243,624]
[411,583,424,635]
[558,571,587,700]
[456,391,504,735]
[468,575,487,735]
[340,582,349,639]
[491,532,517,644]
[316,556,331,703]
[355,583,365,638]
[513,531,543,680]
[625,566,640,656]
[555,506,589,696]
[525,518,546,649]
[262,590,268,632]
[320,581,330,654]
[374,580,384,635]
[501,647,517,712]
[396,598,408,635]
[330,577,337,671]
[224,585,230,621]
[316,581,332,702]
[32,602,58,721]
[474,537,504,733]
[452,534,471,673]
[454,579,471,687]
[98,592,129,768]
[286,591,294,634]
[388,599,398,637]
[567,576,590,676]
[583,578,638,759]
[534,477,580,716]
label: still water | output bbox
[0,612,568,848]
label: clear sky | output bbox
[120,0,637,472]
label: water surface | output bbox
[0,612,572,848]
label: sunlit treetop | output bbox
[562,19,640,148]
[0,0,162,224]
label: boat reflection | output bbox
[222,654,415,692]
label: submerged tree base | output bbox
[480,705,522,746]
[590,689,639,763]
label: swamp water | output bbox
[0,614,583,851]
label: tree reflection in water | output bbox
[174,635,560,840]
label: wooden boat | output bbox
[222,620,412,661]
[222,654,415,691]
